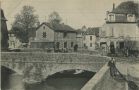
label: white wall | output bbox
[84,35,96,50]
[102,23,139,39]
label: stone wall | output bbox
[1,52,110,83]
[81,64,126,90]
[54,32,77,50]
[1,52,109,63]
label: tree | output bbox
[11,6,39,43]
[1,9,9,50]
[48,11,62,23]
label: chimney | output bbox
[113,3,115,11]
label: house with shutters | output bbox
[99,2,139,54]
[76,27,100,51]
[83,27,100,51]
[30,22,77,51]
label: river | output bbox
[1,67,95,90]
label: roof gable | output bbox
[36,22,76,33]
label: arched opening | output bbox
[47,69,96,78]
[25,69,96,90]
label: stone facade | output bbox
[30,22,77,51]
[1,52,108,83]
[54,31,77,50]
[30,24,55,48]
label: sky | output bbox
[1,0,136,30]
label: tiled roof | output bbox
[85,27,100,37]
[36,22,76,32]
[111,1,138,16]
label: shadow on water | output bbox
[1,66,25,90]
[1,68,96,90]
[1,66,15,90]
[25,69,96,90]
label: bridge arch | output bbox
[1,66,16,74]
[41,63,98,78]
[46,69,96,79]
[1,63,23,75]
[1,52,110,83]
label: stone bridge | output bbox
[1,52,110,83]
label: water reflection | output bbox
[1,68,95,90]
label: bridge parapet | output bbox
[1,52,110,84]
[1,52,110,62]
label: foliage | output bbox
[48,11,62,23]
[11,6,39,43]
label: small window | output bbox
[90,43,92,47]
[128,14,133,17]
[64,42,67,48]
[63,32,67,38]
[43,32,47,38]
[71,42,74,47]
[84,43,86,47]
[56,42,60,49]
[109,14,114,21]
[43,26,45,29]
[90,36,92,40]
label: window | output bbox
[63,32,67,38]
[42,32,47,38]
[84,43,86,47]
[64,42,67,48]
[90,43,92,47]
[71,42,74,47]
[56,42,60,49]
[111,28,114,37]
[43,26,45,29]
[127,14,134,22]
[109,14,114,21]
[90,36,92,40]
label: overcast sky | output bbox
[1,0,134,30]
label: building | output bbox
[1,9,9,50]
[8,32,21,49]
[76,29,84,49]
[83,27,100,51]
[99,3,139,53]
[30,22,77,51]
